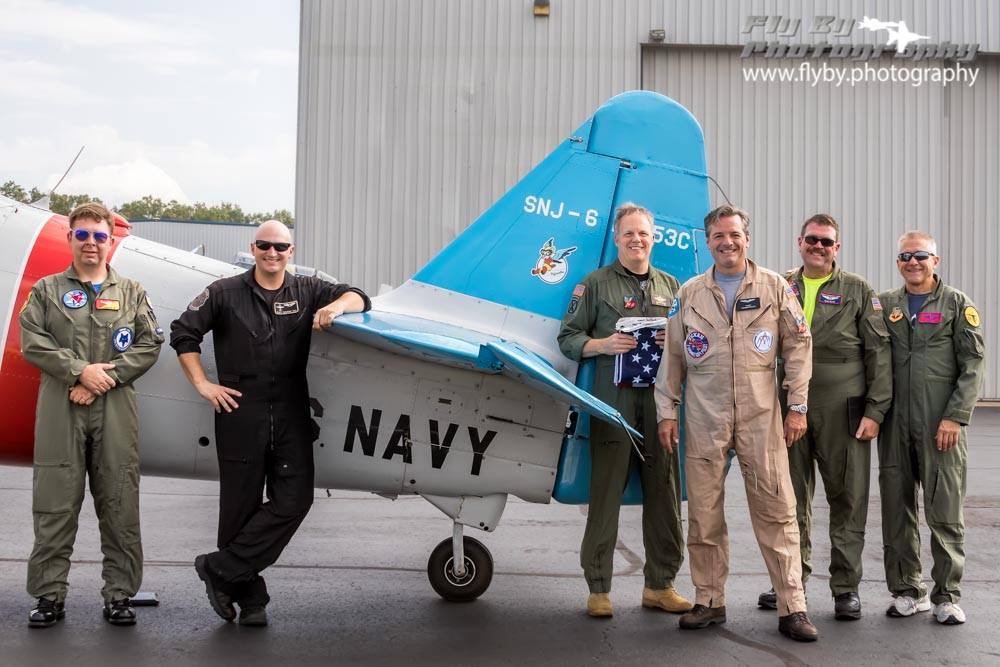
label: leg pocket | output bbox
[33,462,81,514]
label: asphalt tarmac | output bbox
[2,411,999,666]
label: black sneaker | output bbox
[238,605,268,627]
[103,598,137,626]
[28,597,65,628]
[834,592,862,621]
[758,588,777,610]
[195,554,236,622]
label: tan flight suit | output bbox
[655,259,812,616]
[20,265,164,603]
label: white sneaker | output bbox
[886,594,932,617]
[933,602,966,625]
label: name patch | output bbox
[95,298,120,311]
[818,292,843,305]
[736,297,761,311]
[918,312,942,324]
[651,294,669,307]
[275,300,300,315]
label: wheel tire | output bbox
[427,536,494,602]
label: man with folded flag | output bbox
[558,202,690,618]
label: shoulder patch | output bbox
[18,292,30,315]
[871,296,883,312]
[668,297,680,318]
[965,306,981,327]
[187,288,210,311]
[572,283,586,298]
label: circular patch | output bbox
[965,306,981,327]
[62,289,88,309]
[753,330,774,353]
[685,330,709,358]
[112,327,134,352]
[187,288,210,311]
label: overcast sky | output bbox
[0,0,299,212]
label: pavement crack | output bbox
[715,627,807,667]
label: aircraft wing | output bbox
[331,311,644,441]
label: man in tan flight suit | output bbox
[655,205,819,641]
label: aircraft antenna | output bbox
[31,145,85,207]
[706,173,733,206]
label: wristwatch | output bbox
[788,403,808,414]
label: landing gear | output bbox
[427,523,493,602]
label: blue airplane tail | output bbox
[412,91,712,504]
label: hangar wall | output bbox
[296,0,1000,397]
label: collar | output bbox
[791,261,841,285]
[241,266,296,292]
[65,263,119,287]
[706,257,757,290]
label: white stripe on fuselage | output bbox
[0,198,52,373]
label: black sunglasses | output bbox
[802,235,836,248]
[73,229,110,244]
[254,240,291,252]
[898,251,935,263]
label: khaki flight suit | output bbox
[878,277,984,604]
[784,264,892,595]
[655,259,812,616]
[558,259,684,594]
[20,265,164,603]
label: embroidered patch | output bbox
[667,297,680,318]
[736,297,761,311]
[965,306,981,327]
[888,307,904,323]
[794,313,808,333]
[112,327,133,352]
[572,283,586,298]
[753,330,774,353]
[624,295,637,310]
[18,292,30,315]
[871,296,883,312]
[274,300,300,315]
[567,296,580,314]
[685,330,709,358]
[62,289,88,309]
[918,312,942,324]
[187,288,210,311]
[818,292,843,305]
[95,298,120,311]
[651,294,669,306]
[788,283,800,297]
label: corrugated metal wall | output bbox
[129,221,289,263]
[296,0,1000,396]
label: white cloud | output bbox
[53,158,189,205]
[221,68,261,85]
[246,48,298,66]
[0,53,86,102]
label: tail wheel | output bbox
[427,536,493,602]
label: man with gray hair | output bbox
[171,221,370,626]
[877,231,984,625]
[558,202,690,618]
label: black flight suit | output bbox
[170,269,370,606]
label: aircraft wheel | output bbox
[427,536,493,602]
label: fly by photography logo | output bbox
[740,14,981,88]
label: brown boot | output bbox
[778,611,819,642]
[587,593,613,618]
[679,604,726,629]
[641,587,694,613]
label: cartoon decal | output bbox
[530,237,577,284]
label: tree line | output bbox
[1,180,294,227]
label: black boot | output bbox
[195,554,236,622]
[757,588,777,610]
[834,592,861,621]
[103,599,137,626]
[28,598,65,628]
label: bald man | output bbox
[171,221,370,626]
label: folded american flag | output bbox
[613,317,668,387]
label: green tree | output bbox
[1,180,28,203]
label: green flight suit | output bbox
[19,265,164,603]
[784,264,892,595]
[878,277,984,604]
[557,260,684,594]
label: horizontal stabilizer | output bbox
[331,313,642,441]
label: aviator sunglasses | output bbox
[254,240,292,252]
[802,235,837,248]
[72,229,110,244]
[898,251,935,263]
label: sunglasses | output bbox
[898,251,935,263]
[254,240,291,252]
[802,235,836,248]
[72,229,110,244]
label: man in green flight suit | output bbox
[757,214,892,619]
[877,230,984,625]
[19,202,164,628]
[557,202,691,618]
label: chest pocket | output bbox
[741,303,779,365]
